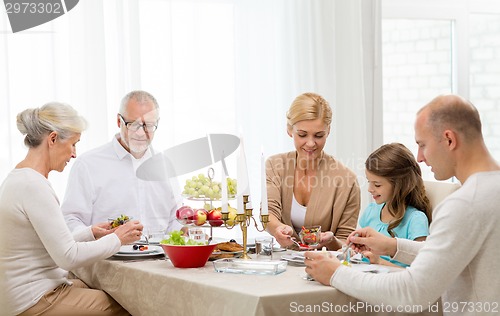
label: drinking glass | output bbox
[148,227,166,244]
[188,227,206,243]
[255,236,274,260]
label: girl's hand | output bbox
[361,250,380,264]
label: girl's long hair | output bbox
[366,143,432,237]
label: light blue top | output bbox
[359,202,429,267]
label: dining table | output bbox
[72,250,442,316]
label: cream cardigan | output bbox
[0,168,121,315]
[266,151,360,249]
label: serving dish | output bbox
[160,243,217,268]
[280,253,306,266]
[213,258,287,275]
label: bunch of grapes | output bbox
[183,173,237,200]
[226,178,237,197]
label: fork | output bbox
[288,236,302,248]
[341,233,360,265]
[141,233,149,245]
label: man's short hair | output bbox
[119,90,159,115]
[425,95,482,142]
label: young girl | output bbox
[359,143,431,267]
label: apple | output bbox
[207,208,223,227]
[193,209,208,226]
[176,205,194,224]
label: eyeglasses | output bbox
[118,114,158,133]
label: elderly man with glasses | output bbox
[62,90,182,237]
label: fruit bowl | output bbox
[299,225,321,248]
[182,173,237,200]
[160,243,217,268]
[176,205,238,227]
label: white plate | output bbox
[300,264,390,281]
[350,264,389,274]
[210,238,254,247]
[281,253,306,265]
[211,250,243,255]
[116,245,163,255]
[182,194,236,201]
[137,239,161,245]
[112,252,164,259]
[282,251,386,271]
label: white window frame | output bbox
[382,0,500,101]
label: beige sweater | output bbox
[266,151,360,249]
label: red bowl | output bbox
[160,244,217,268]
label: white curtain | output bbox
[331,0,383,210]
[0,0,380,235]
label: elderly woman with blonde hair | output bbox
[0,102,143,316]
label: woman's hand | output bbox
[114,220,144,245]
[303,231,336,250]
[274,225,294,247]
[91,222,114,239]
[318,231,335,247]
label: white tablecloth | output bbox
[73,254,441,316]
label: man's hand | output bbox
[347,227,397,257]
[304,251,341,285]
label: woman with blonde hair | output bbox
[0,102,142,315]
[360,142,431,266]
[266,92,360,250]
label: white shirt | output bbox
[61,135,182,234]
[291,194,307,233]
[0,168,121,315]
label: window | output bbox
[469,13,500,158]
[382,0,500,180]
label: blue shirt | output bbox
[359,202,429,267]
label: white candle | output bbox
[260,152,269,215]
[239,138,250,195]
[221,165,228,214]
[237,194,244,215]
[236,137,249,214]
